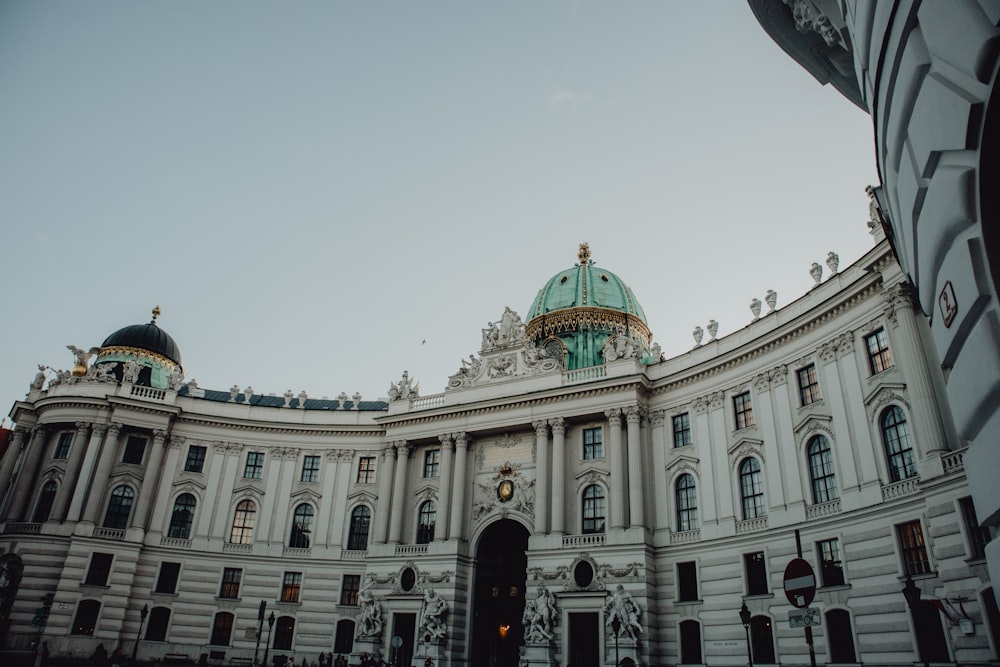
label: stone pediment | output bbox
[666,453,699,475]
[290,487,322,503]
[232,483,264,499]
[728,437,763,458]
[172,479,207,493]
[347,489,377,504]
[793,413,833,435]
[863,383,909,419]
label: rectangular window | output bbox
[281,572,302,603]
[423,449,440,478]
[184,445,207,473]
[154,562,181,594]
[898,520,930,575]
[672,414,691,448]
[357,456,375,484]
[677,561,698,602]
[84,553,114,586]
[733,393,754,430]
[122,435,147,465]
[301,455,321,482]
[53,431,74,459]
[243,452,264,479]
[218,568,242,599]
[817,539,845,587]
[865,329,892,374]
[340,574,361,606]
[960,497,991,560]
[744,552,768,596]
[797,365,820,406]
[583,427,603,460]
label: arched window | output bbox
[347,506,371,551]
[167,493,196,539]
[825,609,857,663]
[416,501,436,544]
[582,484,605,534]
[739,458,765,520]
[334,619,355,654]
[807,435,838,503]
[289,503,314,548]
[71,599,101,635]
[273,616,295,650]
[32,480,58,523]
[675,474,698,531]
[881,406,916,481]
[679,619,702,664]
[145,606,171,642]
[230,500,256,544]
[750,615,776,663]
[103,485,134,529]
[210,612,234,646]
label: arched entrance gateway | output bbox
[470,520,529,667]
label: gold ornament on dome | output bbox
[526,307,651,344]
[96,346,180,371]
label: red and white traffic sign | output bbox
[783,558,816,608]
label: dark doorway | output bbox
[914,599,950,662]
[470,519,529,667]
[391,613,416,667]
[825,609,857,663]
[569,613,600,667]
[750,616,775,663]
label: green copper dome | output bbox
[526,244,651,370]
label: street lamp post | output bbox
[610,617,620,667]
[263,611,276,667]
[902,575,929,667]
[131,603,148,666]
[254,601,267,666]
[739,601,753,667]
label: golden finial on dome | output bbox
[151,305,161,325]
[578,242,591,266]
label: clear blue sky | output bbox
[0,2,878,415]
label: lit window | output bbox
[817,538,845,587]
[797,365,820,406]
[347,506,371,551]
[739,458,765,520]
[340,574,361,606]
[184,445,207,473]
[154,562,181,594]
[230,500,256,544]
[168,493,196,539]
[210,612,234,646]
[960,497,991,560]
[219,568,242,599]
[865,329,892,374]
[675,474,698,531]
[281,572,302,603]
[301,455,320,482]
[881,406,916,482]
[672,414,691,448]
[744,552,768,595]
[897,520,930,575]
[423,450,440,478]
[103,485,134,529]
[243,452,264,479]
[582,485,605,534]
[289,504,314,548]
[734,393,754,430]
[583,427,603,459]
[357,456,376,484]
[53,432,73,459]
[807,435,838,503]
[416,501,436,544]
[32,480,58,523]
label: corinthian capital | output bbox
[605,409,622,425]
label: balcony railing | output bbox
[3,522,41,535]
[342,550,367,560]
[562,533,606,548]
[735,516,768,534]
[882,477,919,500]
[129,385,166,401]
[669,529,701,544]
[92,527,126,540]
[409,393,446,410]
[565,366,607,384]
[942,448,967,474]
[395,544,428,556]
[223,542,253,554]
[805,498,842,520]
[160,537,192,549]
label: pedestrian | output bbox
[91,643,108,667]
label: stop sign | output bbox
[783,558,816,608]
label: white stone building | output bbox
[0,230,995,666]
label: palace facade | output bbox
[1,228,996,666]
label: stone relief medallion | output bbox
[497,479,514,502]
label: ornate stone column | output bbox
[606,409,626,531]
[550,418,566,535]
[449,433,469,541]
[624,406,645,528]
[754,374,787,510]
[388,441,411,544]
[435,435,454,541]
[66,423,109,523]
[532,421,550,535]
[327,450,354,547]
[10,426,50,520]
[707,393,734,522]
[649,411,669,531]
[83,424,123,525]
[52,422,91,521]
[0,428,28,517]
[131,430,168,530]
[373,444,395,544]
[149,435,183,536]
[692,398,718,525]
[207,443,242,540]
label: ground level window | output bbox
[334,619,355,654]
[209,612,234,646]
[71,599,101,635]
[145,607,171,642]
[273,616,295,650]
[679,619,702,664]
